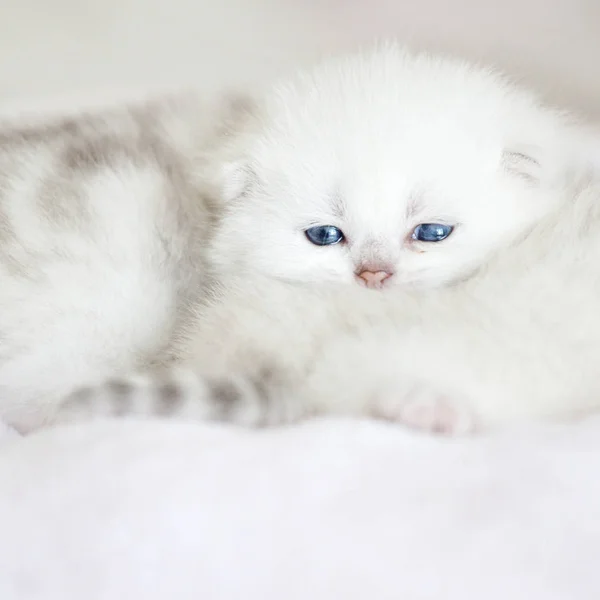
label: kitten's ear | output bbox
[501,148,542,184]
[196,92,262,203]
[503,120,600,190]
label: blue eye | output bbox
[411,223,454,243]
[305,225,345,246]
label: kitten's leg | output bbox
[45,367,307,428]
[303,337,479,436]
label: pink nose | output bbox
[356,270,393,288]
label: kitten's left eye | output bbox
[411,223,454,243]
[305,225,345,246]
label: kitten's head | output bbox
[204,44,590,289]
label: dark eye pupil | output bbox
[412,223,453,242]
[305,225,345,246]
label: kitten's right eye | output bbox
[305,225,345,246]
[411,223,454,243]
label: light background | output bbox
[0,0,598,117]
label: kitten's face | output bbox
[209,48,577,289]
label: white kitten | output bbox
[0,44,596,433]
[51,182,600,434]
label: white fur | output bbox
[0,44,598,433]
[53,182,600,434]
[175,182,600,432]
[0,97,214,430]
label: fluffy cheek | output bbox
[394,248,481,288]
[252,238,355,283]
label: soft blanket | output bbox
[0,417,599,599]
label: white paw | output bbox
[376,388,477,435]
